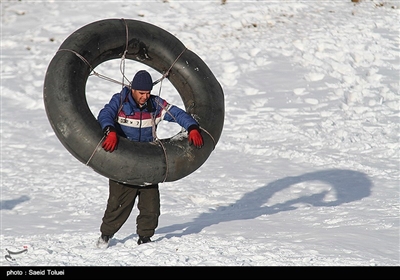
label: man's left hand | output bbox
[188,127,203,148]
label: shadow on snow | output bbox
[0,195,29,210]
[155,168,372,239]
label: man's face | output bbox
[132,89,150,106]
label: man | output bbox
[96,70,203,248]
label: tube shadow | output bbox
[156,169,372,239]
[0,195,30,210]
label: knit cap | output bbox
[131,70,153,91]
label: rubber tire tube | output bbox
[43,19,224,185]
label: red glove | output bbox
[102,127,118,152]
[188,127,203,148]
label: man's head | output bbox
[131,70,153,91]
[131,70,153,106]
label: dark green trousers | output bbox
[100,179,160,238]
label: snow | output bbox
[1,0,399,269]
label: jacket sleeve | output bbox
[97,92,123,131]
[163,104,199,131]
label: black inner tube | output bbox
[43,19,224,185]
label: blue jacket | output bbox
[98,87,199,142]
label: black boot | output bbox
[137,236,151,245]
[96,234,113,249]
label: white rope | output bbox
[86,135,106,165]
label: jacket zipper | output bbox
[138,111,142,141]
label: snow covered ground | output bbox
[1,0,399,270]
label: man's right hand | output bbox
[102,126,118,152]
